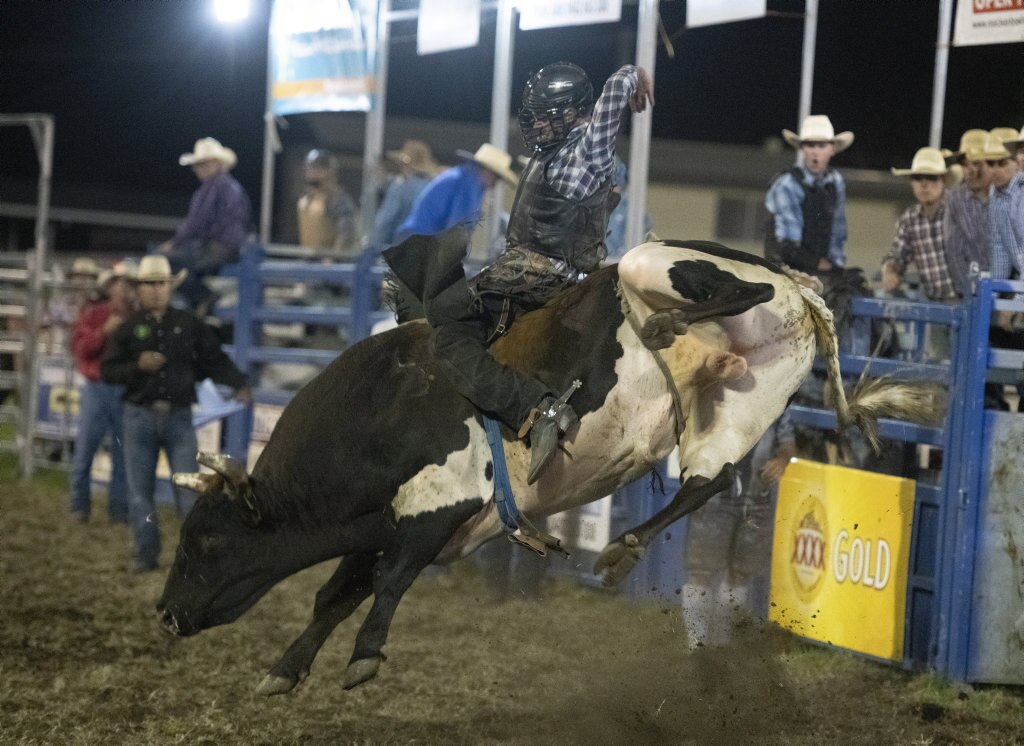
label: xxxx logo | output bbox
[790,494,828,602]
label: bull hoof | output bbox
[640,310,688,350]
[343,656,381,690]
[256,673,298,697]
[593,533,645,587]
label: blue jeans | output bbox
[123,403,199,565]
[164,238,239,309]
[69,380,128,520]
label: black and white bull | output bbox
[157,240,941,695]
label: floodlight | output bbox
[213,0,251,23]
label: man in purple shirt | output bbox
[385,63,653,484]
[158,137,252,315]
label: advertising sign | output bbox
[546,495,612,553]
[35,355,82,439]
[417,0,480,55]
[687,0,766,28]
[519,0,622,31]
[953,0,1024,46]
[769,459,915,661]
[269,0,379,115]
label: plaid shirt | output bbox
[546,65,639,201]
[884,196,957,301]
[989,171,1024,280]
[764,166,848,268]
[943,183,989,296]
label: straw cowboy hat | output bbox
[136,255,186,287]
[977,128,1015,161]
[386,139,441,176]
[178,137,237,169]
[68,257,101,278]
[454,143,519,186]
[891,147,949,177]
[1001,125,1024,153]
[948,129,989,163]
[782,115,854,153]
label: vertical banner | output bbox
[954,0,1024,46]
[687,0,766,28]
[769,459,916,662]
[269,0,379,115]
[418,0,481,55]
[518,0,622,31]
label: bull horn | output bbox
[196,451,250,491]
[172,472,224,495]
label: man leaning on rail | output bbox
[385,62,654,484]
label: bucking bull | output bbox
[158,239,943,695]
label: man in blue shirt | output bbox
[371,140,442,248]
[764,115,853,275]
[394,143,516,244]
[158,137,252,315]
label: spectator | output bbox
[158,137,253,316]
[605,157,654,262]
[882,147,958,302]
[765,115,853,274]
[394,143,517,244]
[101,255,250,573]
[1003,125,1024,171]
[42,257,101,354]
[681,408,796,649]
[297,148,359,256]
[986,128,1024,282]
[944,129,992,297]
[370,140,441,248]
[69,260,137,524]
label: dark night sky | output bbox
[1,0,1021,212]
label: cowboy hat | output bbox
[454,143,519,186]
[977,128,1015,161]
[68,257,101,278]
[137,255,187,287]
[948,129,989,164]
[98,258,138,288]
[386,139,441,176]
[179,137,237,169]
[782,115,854,153]
[891,147,949,177]
[1001,125,1024,153]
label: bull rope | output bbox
[616,282,687,440]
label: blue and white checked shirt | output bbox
[764,166,848,268]
[989,171,1024,280]
[545,65,639,202]
[943,183,990,296]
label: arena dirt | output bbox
[2,458,1023,745]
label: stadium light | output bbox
[212,0,251,23]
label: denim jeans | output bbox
[123,403,198,565]
[165,238,239,309]
[69,380,128,520]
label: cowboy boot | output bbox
[525,396,579,485]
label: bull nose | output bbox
[159,608,180,635]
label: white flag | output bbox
[687,0,766,28]
[418,0,480,55]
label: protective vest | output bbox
[764,167,837,274]
[506,151,614,274]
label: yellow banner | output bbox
[769,459,915,661]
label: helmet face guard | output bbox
[519,62,594,153]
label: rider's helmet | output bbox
[518,62,594,154]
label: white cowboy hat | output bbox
[1002,125,1024,152]
[782,115,854,154]
[891,147,949,177]
[977,128,1015,161]
[68,256,101,278]
[98,258,139,288]
[386,139,442,176]
[454,143,519,186]
[179,137,237,169]
[948,129,989,164]
[137,255,187,287]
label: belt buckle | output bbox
[152,400,172,414]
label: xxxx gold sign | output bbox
[769,459,915,662]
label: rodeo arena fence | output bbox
[5,233,1024,687]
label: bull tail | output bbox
[796,280,946,452]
